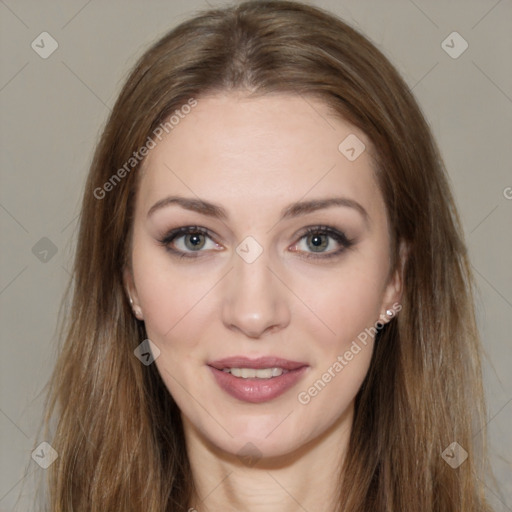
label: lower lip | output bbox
[208,366,308,403]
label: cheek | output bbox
[295,253,389,351]
[131,242,214,346]
[293,244,389,418]
[294,269,382,424]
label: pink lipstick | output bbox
[208,356,309,403]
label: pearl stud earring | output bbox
[133,305,143,319]
[127,294,143,319]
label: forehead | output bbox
[137,92,383,219]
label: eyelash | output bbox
[158,225,355,261]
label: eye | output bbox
[158,226,221,259]
[158,225,355,261]
[290,226,354,260]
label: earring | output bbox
[132,305,143,320]
[127,293,143,319]
[386,309,394,317]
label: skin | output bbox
[124,91,402,511]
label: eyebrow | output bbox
[147,195,369,224]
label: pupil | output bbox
[186,233,205,250]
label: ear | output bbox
[123,266,144,320]
[379,240,408,324]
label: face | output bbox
[125,92,401,460]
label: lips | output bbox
[207,356,309,404]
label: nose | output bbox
[221,246,291,339]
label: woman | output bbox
[38,1,494,510]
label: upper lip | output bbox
[208,356,308,371]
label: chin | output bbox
[183,400,344,465]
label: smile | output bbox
[208,356,309,403]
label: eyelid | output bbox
[295,225,353,246]
[158,226,221,259]
[290,225,355,260]
[159,225,216,246]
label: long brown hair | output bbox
[36,1,493,510]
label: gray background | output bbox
[0,0,511,510]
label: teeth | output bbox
[224,367,286,379]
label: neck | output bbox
[183,406,353,512]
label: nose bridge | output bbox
[221,238,290,337]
